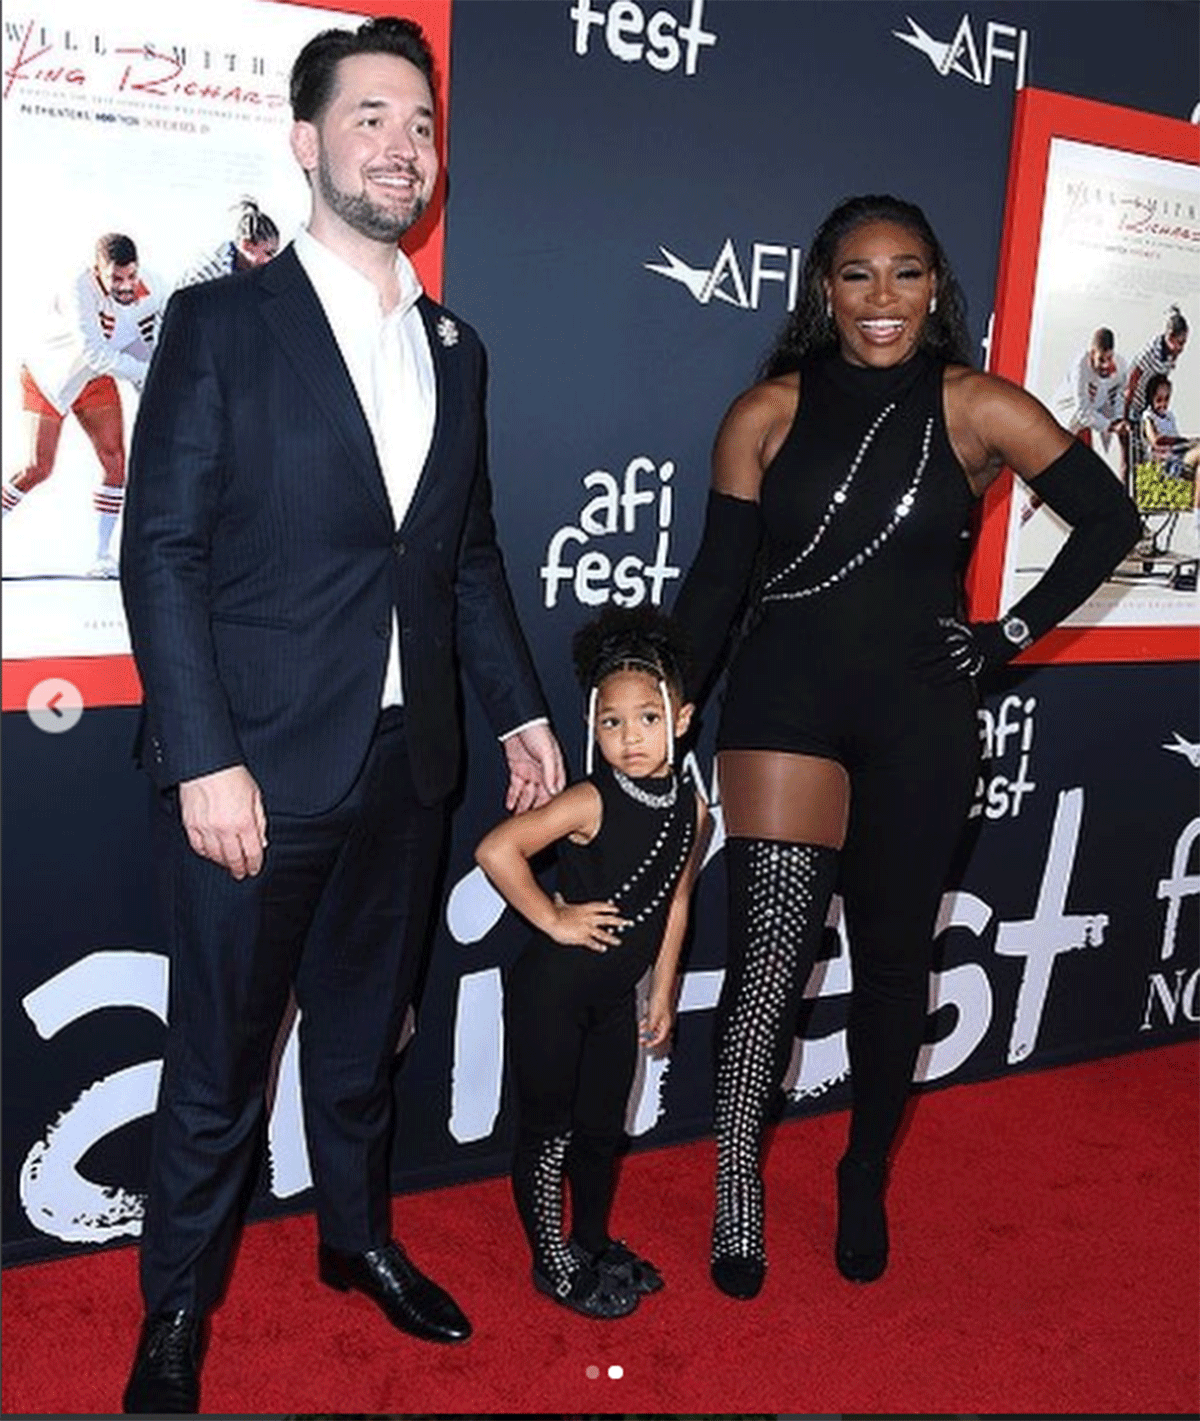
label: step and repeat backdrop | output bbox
[3,0,1197,1265]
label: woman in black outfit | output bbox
[671,194,1141,1300]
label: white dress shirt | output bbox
[294,228,546,746]
[295,226,435,707]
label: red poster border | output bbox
[1,0,451,712]
[965,86,1200,665]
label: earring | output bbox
[928,294,938,315]
[825,298,833,322]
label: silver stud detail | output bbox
[760,415,934,605]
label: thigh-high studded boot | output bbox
[711,837,839,1298]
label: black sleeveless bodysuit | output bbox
[718,347,978,761]
[532,756,696,1001]
[504,756,698,1146]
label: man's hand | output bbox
[503,722,566,813]
[178,764,268,880]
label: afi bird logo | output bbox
[1162,731,1200,768]
[892,13,1029,89]
[645,238,802,311]
[644,245,720,303]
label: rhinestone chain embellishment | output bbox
[761,414,934,604]
[761,399,894,597]
[531,1132,574,1284]
[613,820,694,930]
[607,771,695,930]
[613,766,677,809]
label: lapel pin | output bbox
[436,315,459,347]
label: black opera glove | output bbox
[913,616,1027,685]
[1002,437,1142,637]
[916,438,1140,686]
[670,490,762,702]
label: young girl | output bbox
[1141,373,1200,478]
[476,606,710,1319]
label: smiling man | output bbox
[119,16,563,1413]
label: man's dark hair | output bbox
[95,233,138,268]
[1092,327,1115,353]
[290,16,436,123]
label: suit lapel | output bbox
[399,297,465,533]
[257,245,391,520]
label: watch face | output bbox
[1004,616,1031,646]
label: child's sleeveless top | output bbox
[554,757,697,977]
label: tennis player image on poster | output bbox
[1004,138,1200,629]
[0,0,364,663]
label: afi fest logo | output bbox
[971,694,1037,821]
[569,0,717,75]
[540,452,680,609]
[1145,731,1200,1033]
[17,736,1200,1242]
[645,237,803,311]
[893,12,1029,89]
[14,747,1199,1250]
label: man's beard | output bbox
[317,150,427,243]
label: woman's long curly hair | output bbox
[760,193,973,378]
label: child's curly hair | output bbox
[571,604,691,697]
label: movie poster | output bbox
[0,0,364,665]
[1002,137,1200,630]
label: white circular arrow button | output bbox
[27,678,84,734]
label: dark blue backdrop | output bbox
[3,0,1197,1265]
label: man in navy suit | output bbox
[119,16,564,1413]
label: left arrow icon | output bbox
[27,679,84,734]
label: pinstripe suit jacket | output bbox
[121,243,546,813]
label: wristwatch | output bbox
[1001,614,1034,651]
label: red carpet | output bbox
[3,1041,1197,1416]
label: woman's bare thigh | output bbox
[718,749,850,849]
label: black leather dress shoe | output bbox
[318,1240,472,1343]
[122,1309,203,1414]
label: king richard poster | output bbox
[1002,137,1200,633]
[1,0,364,664]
